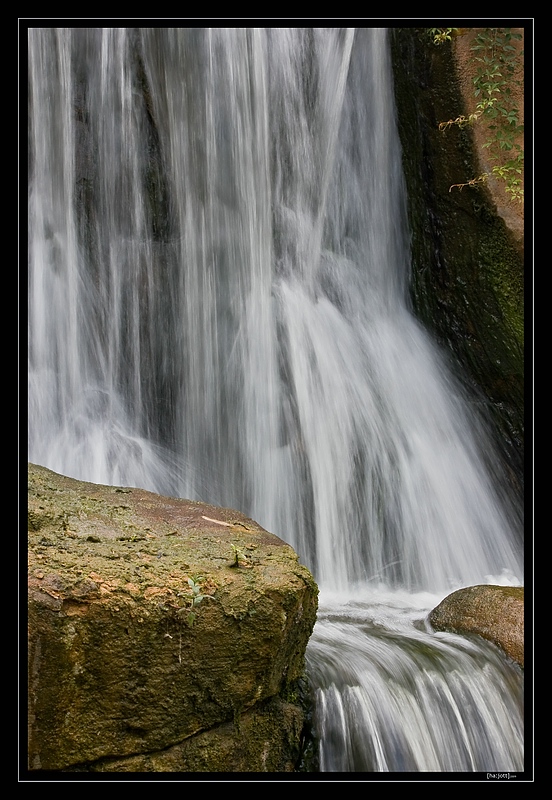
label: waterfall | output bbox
[28,27,524,773]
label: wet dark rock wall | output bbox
[390,28,524,499]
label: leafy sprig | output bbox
[432,27,524,203]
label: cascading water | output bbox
[28,27,524,773]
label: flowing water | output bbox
[28,27,524,773]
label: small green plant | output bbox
[428,28,460,45]
[431,27,524,203]
[471,28,524,203]
[177,575,216,627]
[230,543,252,568]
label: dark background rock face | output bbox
[27,463,318,772]
[390,29,524,502]
[428,584,524,668]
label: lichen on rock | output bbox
[428,584,524,668]
[27,463,318,772]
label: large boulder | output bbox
[27,463,318,772]
[428,584,524,667]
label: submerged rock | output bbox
[27,463,318,772]
[428,584,524,667]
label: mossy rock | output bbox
[428,584,524,667]
[63,696,306,772]
[28,463,318,771]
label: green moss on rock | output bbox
[28,464,318,772]
[390,29,524,494]
[64,696,306,772]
